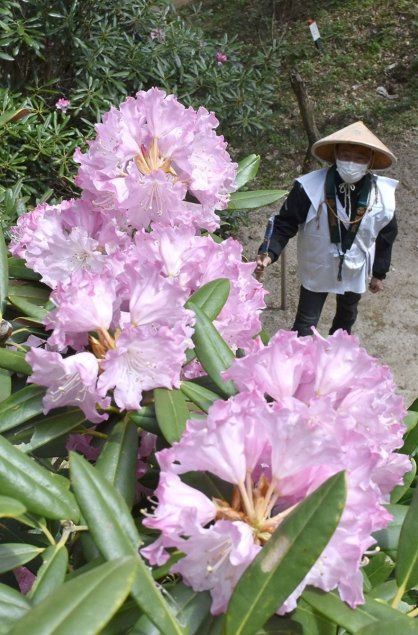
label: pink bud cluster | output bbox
[10,89,266,420]
[142,329,410,615]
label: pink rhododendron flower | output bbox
[45,270,118,348]
[75,88,237,231]
[98,322,193,410]
[26,348,109,423]
[55,97,70,112]
[14,567,36,595]
[66,434,101,460]
[215,52,228,65]
[143,331,410,615]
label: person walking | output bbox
[255,121,398,336]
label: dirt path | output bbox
[238,130,418,409]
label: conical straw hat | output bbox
[311,121,396,169]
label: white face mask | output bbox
[336,159,369,184]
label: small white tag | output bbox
[309,22,321,41]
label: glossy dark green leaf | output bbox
[0,349,32,375]
[291,598,335,635]
[225,472,347,635]
[302,588,411,631]
[96,419,138,508]
[8,557,138,635]
[28,544,68,605]
[0,495,26,518]
[0,543,44,573]
[395,481,418,592]
[8,283,50,303]
[0,226,8,317]
[70,453,185,635]
[186,278,230,320]
[401,413,418,455]
[131,583,212,635]
[0,385,45,433]
[0,583,31,633]
[234,154,260,189]
[7,257,41,282]
[128,405,160,435]
[154,388,189,444]
[364,552,395,587]
[373,504,407,551]
[390,458,416,503]
[16,409,85,453]
[100,599,142,635]
[0,369,11,401]
[0,435,79,521]
[8,296,48,321]
[180,380,220,413]
[187,301,236,397]
[354,618,418,634]
[227,189,287,210]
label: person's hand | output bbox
[254,254,272,280]
[369,277,384,293]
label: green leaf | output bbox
[154,388,190,444]
[96,419,139,508]
[8,295,48,320]
[354,618,418,634]
[100,599,142,635]
[132,583,212,635]
[291,598,335,635]
[186,278,230,321]
[395,481,418,592]
[401,413,418,456]
[373,504,408,552]
[235,155,260,189]
[225,472,347,635]
[180,380,220,413]
[0,369,11,401]
[0,495,26,518]
[0,385,45,434]
[0,435,79,521]
[0,543,44,574]
[187,301,236,397]
[0,108,31,127]
[8,557,138,635]
[15,409,86,453]
[8,258,41,282]
[29,544,68,605]
[0,349,32,375]
[302,588,411,632]
[8,283,50,303]
[127,406,160,435]
[390,458,416,503]
[363,552,394,588]
[227,189,287,210]
[0,226,8,317]
[70,453,185,635]
[0,583,31,632]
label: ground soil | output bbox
[237,130,418,409]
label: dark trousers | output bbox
[292,286,362,337]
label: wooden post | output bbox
[289,68,320,173]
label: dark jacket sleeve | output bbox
[372,214,398,279]
[258,181,311,263]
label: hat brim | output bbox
[312,141,396,169]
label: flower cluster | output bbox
[10,89,265,420]
[142,329,410,615]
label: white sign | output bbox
[309,21,321,41]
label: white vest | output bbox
[296,168,398,294]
